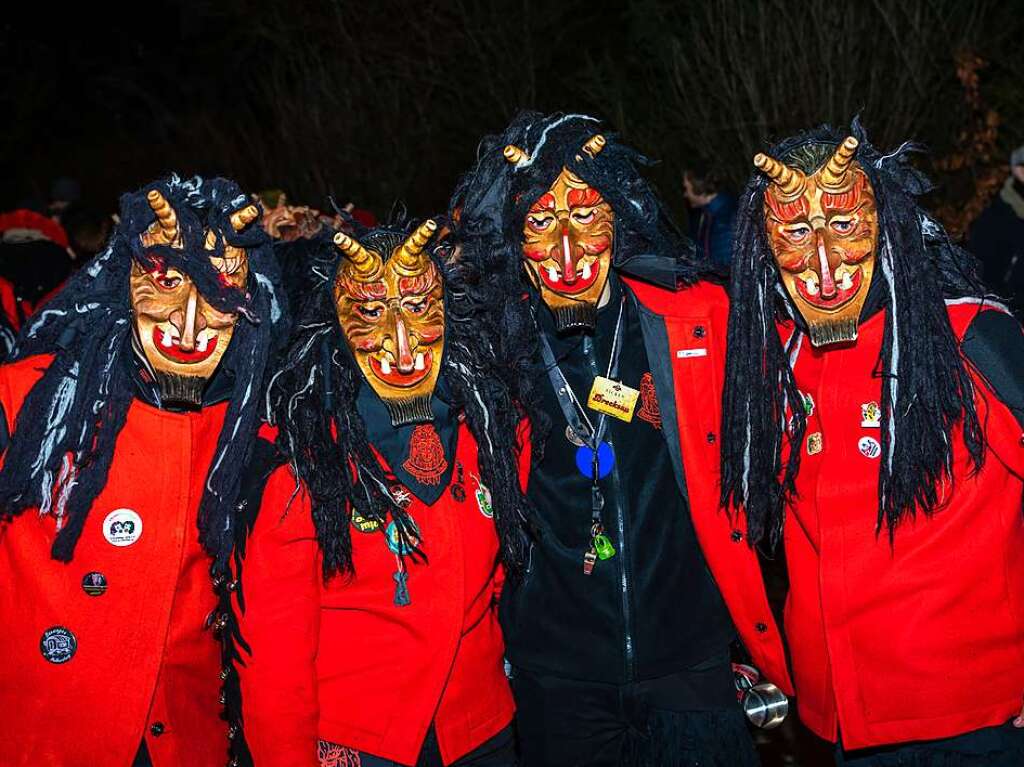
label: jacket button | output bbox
[1020,433,1024,446]
[706,432,716,444]
[731,530,743,543]
[755,622,768,633]
[693,325,706,338]
[150,722,165,737]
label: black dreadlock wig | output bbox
[0,175,287,568]
[450,110,703,296]
[721,119,987,547]
[266,219,536,580]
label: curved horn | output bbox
[582,134,606,158]
[818,136,860,192]
[753,153,806,198]
[393,219,438,276]
[504,145,529,165]
[334,232,382,280]
[230,204,260,231]
[147,189,179,242]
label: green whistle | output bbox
[593,534,616,560]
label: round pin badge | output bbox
[102,508,142,547]
[450,483,467,503]
[81,572,107,596]
[40,626,77,664]
[575,442,615,480]
[385,517,421,556]
[858,436,882,459]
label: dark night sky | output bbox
[3,1,1022,226]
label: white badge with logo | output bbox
[860,401,881,428]
[102,508,143,547]
[858,436,881,460]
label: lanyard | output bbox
[537,298,625,527]
[537,297,625,448]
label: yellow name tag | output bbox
[588,376,640,422]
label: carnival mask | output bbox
[509,135,615,331]
[758,136,878,347]
[333,220,445,427]
[130,189,256,407]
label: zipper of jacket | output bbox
[583,335,636,681]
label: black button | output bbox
[693,325,706,338]
[82,571,108,596]
[755,622,768,633]
[706,432,716,444]
[1019,433,1024,446]
[731,530,743,543]
[150,722,165,737]
[40,626,77,664]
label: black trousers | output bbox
[835,720,1024,767]
[510,659,758,767]
[319,725,515,767]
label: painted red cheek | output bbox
[418,325,443,343]
[524,247,548,262]
[580,236,611,255]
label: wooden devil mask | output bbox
[333,221,445,427]
[509,135,615,331]
[757,136,878,347]
[130,189,257,407]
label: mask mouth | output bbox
[368,348,432,387]
[152,325,219,364]
[537,257,601,295]
[793,266,863,310]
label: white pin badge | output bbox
[858,436,881,459]
[102,508,143,547]
[861,401,881,428]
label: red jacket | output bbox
[624,277,793,693]
[240,421,526,767]
[0,355,230,766]
[782,302,1024,749]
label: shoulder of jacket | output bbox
[624,276,728,319]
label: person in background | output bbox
[62,204,114,263]
[683,164,738,272]
[968,145,1024,313]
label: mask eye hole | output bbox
[527,214,554,232]
[782,224,811,244]
[356,302,385,321]
[571,209,595,225]
[830,217,855,234]
[153,271,184,290]
[403,296,428,315]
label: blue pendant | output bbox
[575,442,615,479]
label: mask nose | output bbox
[394,315,415,374]
[813,226,837,299]
[559,221,578,285]
[168,285,207,350]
